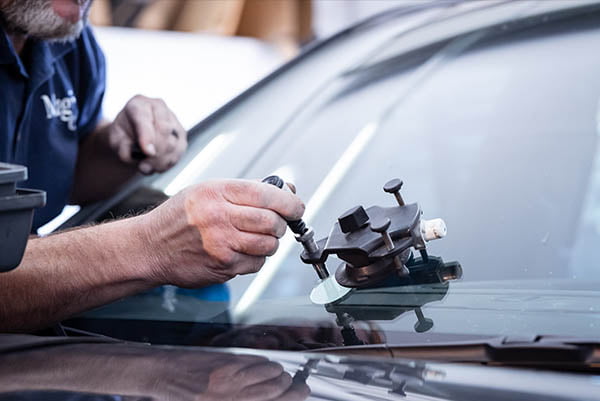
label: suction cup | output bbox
[310,276,352,305]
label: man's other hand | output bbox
[108,95,187,175]
[140,179,305,288]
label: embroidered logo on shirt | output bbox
[40,90,78,132]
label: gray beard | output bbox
[1,0,90,42]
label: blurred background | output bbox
[40,0,412,234]
[88,0,407,128]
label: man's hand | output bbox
[109,95,187,174]
[141,179,305,288]
[72,95,185,204]
[0,179,304,332]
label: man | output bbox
[1,0,187,230]
[0,0,305,332]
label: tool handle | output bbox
[130,142,147,160]
[262,175,307,235]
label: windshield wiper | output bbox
[315,335,600,372]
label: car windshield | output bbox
[70,0,600,348]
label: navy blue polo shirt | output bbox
[0,25,105,230]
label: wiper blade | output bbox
[315,335,600,371]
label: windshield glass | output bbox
[72,1,600,348]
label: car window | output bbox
[235,8,600,304]
[73,2,600,346]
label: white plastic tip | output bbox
[420,218,447,241]
[310,276,352,305]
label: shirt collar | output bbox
[0,24,19,65]
[46,37,78,62]
[0,22,77,69]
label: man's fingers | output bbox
[125,96,157,157]
[151,99,177,153]
[110,125,135,164]
[230,206,287,238]
[243,371,293,401]
[110,95,187,173]
[222,180,305,221]
[138,161,155,175]
[140,98,187,173]
[208,357,270,381]
[235,361,286,389]
[207,359,307,401]
[231,231,279,258]
[234,255,267,276]
[150,179,302,289]
[206,358,272,394]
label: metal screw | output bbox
[371,218,409,276]
[414,307,434,333]
[383,178,405,206]
[295,228,329,279]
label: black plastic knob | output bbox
[262,175,285,188]
[338,206,369,234]
[262,175,307,235]
[370,217,391,234]
[383,178,403,194]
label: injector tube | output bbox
[262,175,330,279]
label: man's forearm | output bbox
[0,217,158,332]
[0,179,306,333]
[71,122,138,204]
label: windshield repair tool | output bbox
[306,178,450,290]
[262,175,352,302]
[263,175,461,339]
[0,163,46,272]
[288,177,461,341]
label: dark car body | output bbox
[5,0,600,399]
[1,334,600,401]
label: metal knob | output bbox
[370,217,409,276]
[383,178,405,206]
[370,217,394,250]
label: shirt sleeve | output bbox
[74,25,106,141]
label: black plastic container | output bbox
[0,163,46,272]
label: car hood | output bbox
[0,334,599,401]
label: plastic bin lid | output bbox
[0,163,27,185]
